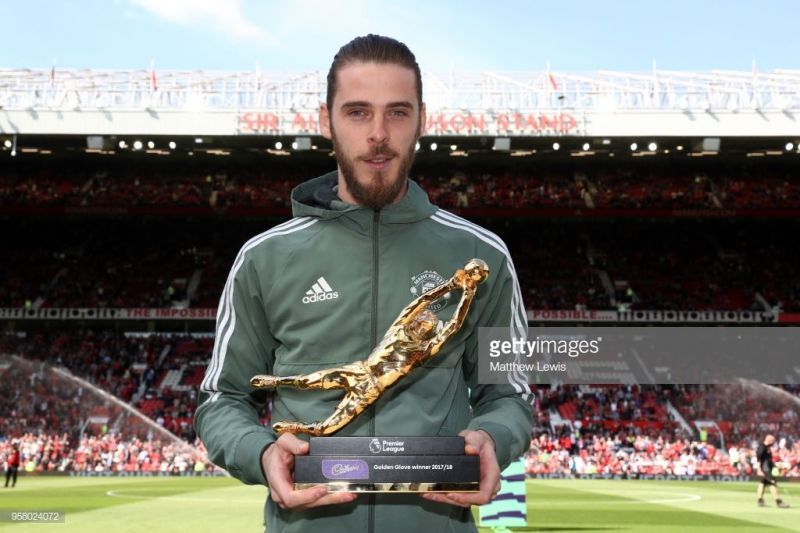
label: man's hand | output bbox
[421,429,501,507]
[261,432,356,510]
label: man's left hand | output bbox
[420,429,500,507]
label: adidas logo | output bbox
[302,277,339,304]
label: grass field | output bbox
[1,476,798,532]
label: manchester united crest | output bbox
[410,270,451,311]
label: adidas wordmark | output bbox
[302,276,339,304]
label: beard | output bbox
[331,126,417,210]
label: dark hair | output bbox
[326,34,422,110]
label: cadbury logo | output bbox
[322,459,369,480]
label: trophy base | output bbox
[309,436,466,456]
[294,441,480,494]
[295,481,480,493]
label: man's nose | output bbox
[368,116,389,145]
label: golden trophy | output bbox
[251,258,489,492]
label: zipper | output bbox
[370,211,380,369]
[368,209,380,533]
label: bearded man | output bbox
[195,34,532,533]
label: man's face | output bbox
[321,61,426,209]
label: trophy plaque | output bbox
[293,436,478,492]
[251,259,489,493]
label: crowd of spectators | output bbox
[40,227,204,309]
[501,221,610,311]
[0,352,94,438]
[525,385,800,477]
[2,218,798,312]
[507,219,798,312]
[0,164,309,210]
[417,170,588,209]
[3,157,798,479]
[2,332,797,478]
[1,331,165,403]
[591,169,716,209]
[2,163,799,211]
[0,332,240,442]
[3,159,799,311]
[0,333,240,474]
[0,432,214,475]
[525,431,800,478]
[0,219,257,309]
[0,169,87,207]
[711,224,800,313]
[716,173,800,209]
[591,220,761,311]
[675,384,800,449]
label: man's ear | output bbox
[319,104,332,139]
[418,102,427,137]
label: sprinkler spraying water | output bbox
[8,354,195,452]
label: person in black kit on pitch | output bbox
[756,434,789,508]
[4,442,20,488]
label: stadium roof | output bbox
[2,68,800,112]
[1,69,800,138]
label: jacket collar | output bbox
[291,170,438,227]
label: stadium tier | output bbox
[1,218,798,312]
[2,159,800,212]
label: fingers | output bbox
[421,486,499,507]
[264,433,355,510]
[459,429,495,451]
[279,485,356,510]
[302,490,358,509]
[275,433,308,455]
[458,472,498,506]
[271,484,324,509]
[275,432,309,456]
[425,429,501,507]
[422,439,497,508]
[264,433,307,507]
[265,434,309,496]
[422,492,471,507]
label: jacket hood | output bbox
[291,170,438,224]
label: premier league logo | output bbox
[369,438,382,454]
[410,270,451,311]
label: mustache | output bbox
[361,145,399,159]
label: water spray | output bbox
[11,354,194,451]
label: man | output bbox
[4,442,19,488]
[756,434,789,508]
[195,34,532,532]
[729,445,741,473]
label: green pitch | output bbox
[0,476,797,532]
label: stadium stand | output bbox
[2,331,797,477]
[2,218,798,311]
[525,385,800,477]
[2,161,800,211]
[1,147,798,480]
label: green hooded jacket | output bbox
[195,171,532,532]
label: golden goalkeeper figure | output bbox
[250,258,489,436]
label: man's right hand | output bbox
[261,432,356,510]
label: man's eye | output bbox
[348,110,367,117]
[390,110,408,117]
